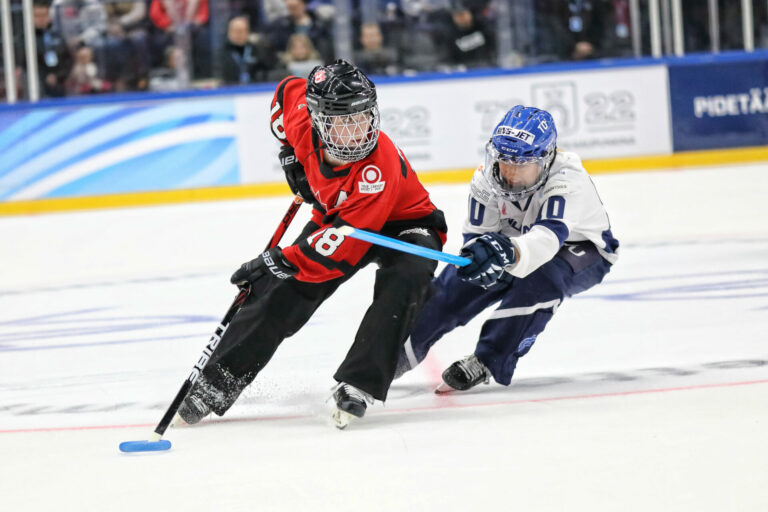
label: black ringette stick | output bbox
[119,196,303,452]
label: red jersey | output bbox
[270,76,446,283]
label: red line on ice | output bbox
[423,352,458,406]
[2,378,767,435]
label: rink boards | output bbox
[0,50,766,212]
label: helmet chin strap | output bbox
[545,148,557,171]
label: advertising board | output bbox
[668,58,768,151]
[0,63,675,200]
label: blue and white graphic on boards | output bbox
[0,98,239,200]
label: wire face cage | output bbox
[312,107,380,162]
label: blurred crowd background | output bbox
[1,0,767,101]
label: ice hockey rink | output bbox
[1,162,767,511]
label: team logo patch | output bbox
[358,165,385,194]
[470,180,491,203]
[516,335,537,356]
[542,182,570,197]
[313,70,327,83]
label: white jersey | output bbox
[462,151,619,278]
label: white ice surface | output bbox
[1,163,767,511]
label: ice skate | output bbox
[177,393,211,425]
[436,354,491,393]
[331,383,374,429]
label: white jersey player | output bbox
[396,105,619,391]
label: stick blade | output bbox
[119,439,172,453]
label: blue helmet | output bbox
[483,105,558,200]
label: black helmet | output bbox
[306,59,380,162]
[306,59,377,115]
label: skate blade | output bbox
[434,382,457,394]
[331,408,356,430]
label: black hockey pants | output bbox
[200,221,442,414]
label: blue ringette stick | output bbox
[337,226,470,267]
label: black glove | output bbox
[456,233,517,288]
[279,145,314,203]
[230,247,298,286]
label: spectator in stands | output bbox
[399,0,448,21]
[386,0,448,72]
[566,0,632,60]
[306,0,336,21]
[52,0,148,90]
[0,64,24,101]
[715,0,768,51]
[149,0,209,32]
[50,0,107,50]
[265,0,334,63]
[262,0,289,24]
[149,0,211,78]
[433,0,496,69]
[148,45,186,91]
[222,16,279,84]
[34,0,72,98]
[521,0,575,64]
[354,22,398,75]
[376,0,405,39]
[681,1,710,52]
[397,27,439,72]
[571,40,596,60]
[222,15,255,84]
[66,44,110,94]
[280,33,323,77]
[103,1,150,90]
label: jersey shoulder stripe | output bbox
[274,76,303,109]
[271,76,305,143]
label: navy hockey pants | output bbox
[404,241,612,385]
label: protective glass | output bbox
[483,142,549,200]
[312,107,380,162]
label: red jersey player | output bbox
[178,60,447,428]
